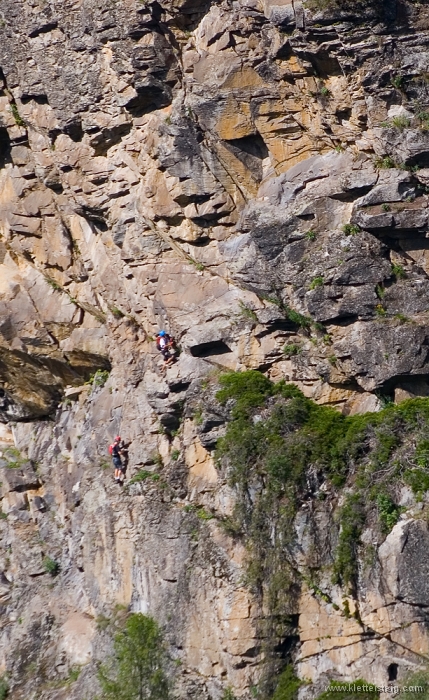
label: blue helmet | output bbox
[158,330,166,337]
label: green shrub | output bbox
[391,116,411,130]
[239,302,258,322]
[86,369,110,389]
[376,493,400,534]
[342,224,360,236]
[271,666,301,700]
[10,102,24,127]
[111,307,125,319]
[309,276,324,290]
[98,613,170,700]
[305,229,317,241]
[171,449,180,461]
[398,669,429,700]
[128,470,160,485]
[46,278,62,291]
[196,507,214,521]
[374,155,396,169]
[283,344,301,357]
[305,0,377,10]
[222,689,237,700]
[0,675,9,700]
[391,76,404,89]
[93,370,110,387]
[316,680,379,700]
[215,370,429,603]
[287,309,312,328]
[43,557,60,577]
[392,263,406,280]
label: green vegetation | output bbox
[96,614,111,631]
[309,276,324,290]
[43,557,60,577]
[87,369,110,389]
[193,407,203,425]
[316,680,379,700]
[381,116,411,131]
[374,155,396,169]
[98,613,170,700]
[342,224,360,236]
[391,75,404,90]
[305,229,317,241]
[305,0,380,11]
[111,307,125,319]
[398,669,429,700]
[171,449,180,461]
[283,344,301,357]
[3,447,27,469]
[271,666,301,700]
[239,301,258,323]
[46,277,62,291]
[287,308,312,328]
[128,470,160,485]
[375,284,385,300]
[381,203,391,212]
[376,493,401,534]
[418,112,429,131]
[0,675,8,700]
[68,667,81,683]
[392,263,406,280]
[215,370,429,609]
[10,102,24,127]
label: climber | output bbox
[156,330,176,368]
[109,435,125,484]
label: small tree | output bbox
[98,614,170,700]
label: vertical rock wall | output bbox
[1,0,429,697]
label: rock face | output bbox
[2,0,429,697]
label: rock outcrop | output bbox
[2,0,429,697]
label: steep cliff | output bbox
[1,0,429,697]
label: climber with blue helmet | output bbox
[156,330,176,368]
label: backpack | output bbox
[109,443,114,455]
[156,334,170,350]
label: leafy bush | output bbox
[93,370,110,388]
[391,116,411,130]
[0,675,8,700]
[398,669,429,700]
[239,302,258,322]
[342,224,360,236]
[271,666,301,700]
[374,155,396,169]
[309,276,324,290]
[43,557,60,577]
[392,263,406,280]
[222,688,237,700]
[283,344,301,357]
[128,470,160,485]
[287,309,312,328]
[316,680,379,700]
[305,0,379,12]
[376,493,400,534]
[98,613,170,700]
[216,371,429,603]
